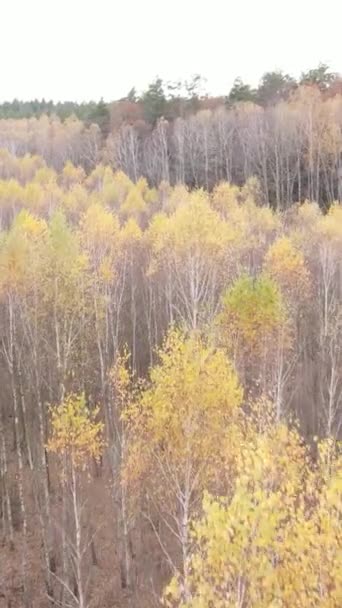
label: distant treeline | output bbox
[1,64,342,208]
[0,98,104,121]
[1,63,340,127]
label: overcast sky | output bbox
[1,0,341,102]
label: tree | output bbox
[257,70,296,105]
[123,330,243,599]
[80,202,124,420]
[47,393,103,608]
[218,274,286,354]
[300,63,337,91]
[166,404,342,608]
[315,206,342,437]
[0,211,46,605]
[264,235,311,304]
[124,87,138,103]
[141,78,167,124]
[87,98,110,136]
[109,354,136,590]
[0,148,342,606]
[44,210,87,402]
[184,74,207,101]
[227,78,257,105]
[147,191,236,329]
[217,274,292,416]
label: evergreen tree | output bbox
[141,77,166,124]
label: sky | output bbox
[1,0,341,102]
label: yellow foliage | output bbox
[264,236,311,301]
[105,170,134,206]
[166,411,342,608]
[0,178,23,209]
[163,184,189,213]
[85,164,107,190]
[211,181,240,216]
[62,184,90,217]
[0,229,28,293]
[124,329,242,485]
[19,154,46,183]
[318,203,342,243]
[43,210,88,313]
[121,185,147,217]
[298,200,321,224]
[23,182,45,213]
[0,210,48,293]
[14,209,47,240]
[33,166,57,185]
[148,191,236,265]
[47,393,103,468]
[80,203,119,246]
[136,177,149,197]
[241,175,264,205]
[60,161,85,188]
[121,217,143,246]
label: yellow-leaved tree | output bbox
[264,235,311,308]
[0,210,49,603]
[44,210,88,402]
[123,329,243,600]
[147,191,237,330]
[47,393,103,608]
[165,404,342,608]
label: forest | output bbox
[0,64,342,208]
[0,65,341,608]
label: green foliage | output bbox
[0,98,106,122]
[257,70,296,105]
[300,63,337,90]
[141,77,166,124]
[87,98,110,135]
[219,274,285,349]
[227,78,257,105]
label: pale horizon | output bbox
[1,0,341,102]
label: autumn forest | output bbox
[0,67,341,608]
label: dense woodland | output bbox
[0,66,341,608]
[1,65,342,208]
